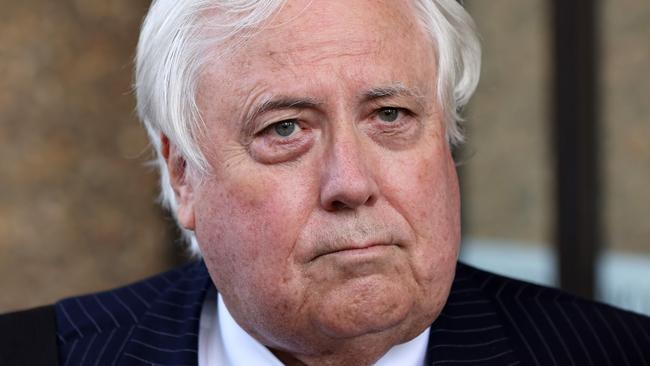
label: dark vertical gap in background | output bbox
[551,0,601,299]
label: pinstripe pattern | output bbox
[426,269,519,365]
[474,264,650,366]
[56,262,211,366]
[54,261,650,365]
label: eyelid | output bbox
[367,100,413,113]
[248,118,314,164]
[374,106,412,119]
[370,106,421,135]
[379,106,410,113]
[368,92,423,112]
[255,117,301,137]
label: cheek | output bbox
[193,170,315,289]
[422,157,460,241]
[381,146,460,276]
[386,147,459,236]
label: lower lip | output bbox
[326,244,393,257]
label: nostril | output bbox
[331,200,348,210]
[326,190,377,211]
[366,194,377,206]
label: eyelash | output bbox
[258,119,305,142]
[374,106,413,126]
[377,106,404,117]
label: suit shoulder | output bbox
[457,262,650,366]
[55,261,205,343]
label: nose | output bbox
[319,134,379,211]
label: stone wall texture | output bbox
[0,0,180,313]
[462,0,551,246]
[463,0,650,253]
[602,0,650,252]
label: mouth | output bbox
[311,242,397,261]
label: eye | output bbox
[377,107,401,123]
[268,119,298,137]
[250,118,313,164]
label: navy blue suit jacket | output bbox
[6,261,650,365]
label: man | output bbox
[1,0,649,365]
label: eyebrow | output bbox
[242,96,322,136]
[360,84,427,107]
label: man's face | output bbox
[175,0,460,361]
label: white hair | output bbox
[135,0,481,256]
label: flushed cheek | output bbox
[379,148,460,277]
[384,149,459,233]
[195,170,315,288]
[416,157,460,244]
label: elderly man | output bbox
[1,0,649,365]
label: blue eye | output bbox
[377,108,400,122]
[273,120,297,137]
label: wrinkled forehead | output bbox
[198,0,435,85]
[258,0,426,52]
[202,1,427,59]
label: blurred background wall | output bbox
[460,0,650,314]
[1,0,648,314]
[0,0,181,313]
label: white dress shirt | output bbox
[199,290,430,366]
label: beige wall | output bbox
[602,0,650,252]
[462,0,551,246]
[0,0,178,313]
[463,0,650,253]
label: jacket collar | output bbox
[118,261,213,365]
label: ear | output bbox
[161,134,196,230]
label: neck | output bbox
[269,324,427,366]
[272,343,389,366]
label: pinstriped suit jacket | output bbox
[51,261,650,365]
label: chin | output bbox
[311,274,418,339]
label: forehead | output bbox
[199,0,436,105]
[256,1,424,58]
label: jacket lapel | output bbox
[425,263,520,365]
[117,261,213,366]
